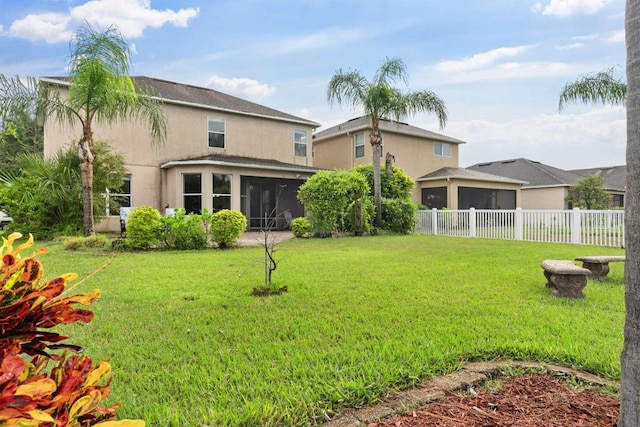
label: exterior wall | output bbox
[312,135,354,170]
[520,187,570,210]
[162,165,313,212]
[313,130,460,204]
[43,87,315,216]
[418,179,522,209]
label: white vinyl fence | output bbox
[414,208,624,248]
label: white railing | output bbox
[414,208,625,248]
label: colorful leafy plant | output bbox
[0,232,143,427]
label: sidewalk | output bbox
[238,231,295,247]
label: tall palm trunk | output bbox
[621,1,640,425]
[370,119,383,228]
[79,125,96,236]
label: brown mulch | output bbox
[370,373,619,427]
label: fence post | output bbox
[469,208,476,238]
[515,208,523,240]
[571,208,581,244]
[432,208,438,235]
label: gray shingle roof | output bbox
[417,167,526,184]
[467,158,586,189]
[570,165,626,191]
[313,116,465,144]
[161,153,321,173]
[41,76,319,127]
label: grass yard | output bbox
[41,235,625,426]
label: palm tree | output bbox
[327,57,448,228]
[0,23,167,236]
[558,67,626,111]
[621,1,640,424]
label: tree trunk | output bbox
[370,125,383,228]
[78,125,96,237]
[385,152,394,176]
[620,1,640,425]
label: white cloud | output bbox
[205,75,275,101]
[532,0,613,17]
[130,42,138,55]
[70,0,199,38]
[556,42,584,50]
[4,0,199,43]
[443,107,626,169]
[7,13,73,43]
[437,45,535,73]
[603,29,625,43]
[435,61,571,85]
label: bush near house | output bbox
[291,217,312,237]
[297,169,370,235]
[210,209,247,248]
[125,206,162,250]
[159,208,209,250]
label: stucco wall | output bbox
[44,87,316,215]
[520,187,569,209]
[314,130,461,204]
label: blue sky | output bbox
[0,0,626,169]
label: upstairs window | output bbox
[354,132,365,158]
[434,142,451,157]
[294,130,307,157]
[208,117,225,149]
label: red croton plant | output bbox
[0,233,143,427]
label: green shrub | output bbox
[160,208,208,250]
[344,197,375,236]
[297,169,369,235]
[291,217,311,238]
[381,198,417,234]
[62,234,111,251]
[211,209,247,248]
[126,206,162,249]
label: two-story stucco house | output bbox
[312,116,524,209]
[42,76,320,232]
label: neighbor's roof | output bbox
[160,153,321,174]
[569,165,626,190]
[467,158,595,189]
[417,167,527,185]
[40,76,319,128]
[312,116,466,144]
[467,159,624,191]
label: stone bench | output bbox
[541,260,592,299]
[575,256,625,281]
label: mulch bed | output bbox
[370,373,619,426]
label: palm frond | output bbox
[402,91,448,129]
[327,70,368,108]
[0,75,39,122]
[373,57,408,87]
[559,67,626,111]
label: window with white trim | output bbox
[106,174,131,215]
[208,117,225,149]
[294,129,307,157]
[183,173,202,214]
[213,173,232,212]
[434,142,451,157]
[354,132,365,158]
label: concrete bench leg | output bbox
[548,274,587,299]
[580,262,610,281]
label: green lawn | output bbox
[43,235,625,426]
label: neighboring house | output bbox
[312,116,523,207]
[42,76,320,231]
[570,165,626,207]
[467,158,625,209]
[417,167,526,210]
